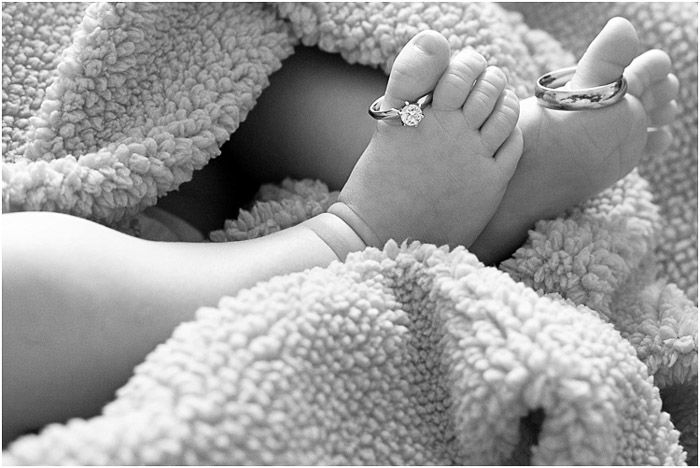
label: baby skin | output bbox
[229,17,677,262]
[1,31,522,444]
[344,18,677,258]
[2,18,677,443]
[470,17,678,261]
[328,31,523,250]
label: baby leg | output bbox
[2,212,202,443]
[226,19,676,262]
[2,35,521,443]
[2,210,341,443]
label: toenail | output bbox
[486,67,506,85]
[412,30,448,56]
[486,66,502,76]
[464,49,487,68]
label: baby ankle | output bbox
[326,202,383,249]
[301,211,367,261]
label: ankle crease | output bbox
[301,212,367,261]
[327,202,383,248]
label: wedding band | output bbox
[535,66,628,110]
[368,93,432,127]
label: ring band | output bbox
[535,66,628,110]
[368,93,432,127]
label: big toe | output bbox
[569,17,639,88]
[382,30,450,110]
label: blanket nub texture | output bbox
[1,240,687,465]
[2,2,697,465]
[505,0,699,308]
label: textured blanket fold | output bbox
[1,240,687,465]
[2,2,697,465]
[504,1,699,305]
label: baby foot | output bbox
[470,17,679,263]
[328,30,523,249]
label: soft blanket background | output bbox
[2,2,697,465]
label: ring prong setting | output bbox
[399,101,424,127]
[368,93,432,127]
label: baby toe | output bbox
[432,48,487,111]
[624,49,673,97]
[382,30,450,111]
[479,88,520,155]
[648,100,678,127]
[493,125,523,180]
[644,127,673,156]
[640,73,679,111]
[462,66,508,130]
[568,17,638,89]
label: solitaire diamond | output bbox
[399,102,424,127]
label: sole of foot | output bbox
[330,30,524,249]
[470,17,678,263]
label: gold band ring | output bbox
[535,66,627,110]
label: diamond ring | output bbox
[368,93,432,127]
[535,66,628,110]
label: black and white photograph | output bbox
[2,2,697,465]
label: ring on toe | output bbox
[368,93,432,127]
[535,66,628,110]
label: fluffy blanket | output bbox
[2,2,697,465]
